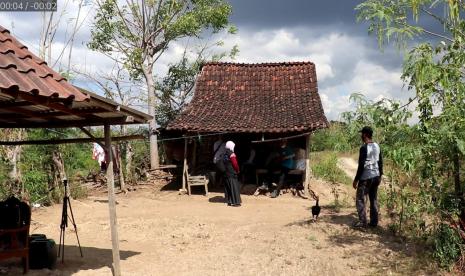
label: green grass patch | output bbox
[310,151,352,186]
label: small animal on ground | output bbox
[311,196,321,221]
[308,190,321,222]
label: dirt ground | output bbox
[2,159,440,276]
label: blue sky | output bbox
[0,0,413,120]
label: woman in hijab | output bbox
[223,141,242,207]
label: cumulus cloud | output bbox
[0,0,412,121]
[220,28,409,120]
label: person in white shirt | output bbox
[352,126,383,228]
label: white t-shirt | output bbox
[361,142,381,180]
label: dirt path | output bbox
[2,157,436,275]
[337,157,359,180]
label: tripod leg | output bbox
[58,197,67,258]
[58,227,63,256]
[67,198,83,257]
[59,197,69,262]
[62,228,66,263]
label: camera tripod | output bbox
[58,179,83,263]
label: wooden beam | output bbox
[0,108,108,120]
[79,127,106,149]
[1,89,148,125]
[0,101,35,108]
[251,132,313,144]
[0,135,145,146]
[104,124,121,276]
[0,117,143,128]
[3,90,109,122]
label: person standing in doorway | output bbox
[223,141,242,207]
[352,126,383,228]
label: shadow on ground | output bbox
[208,196,226,203]
[4,245,140,275]
[286,205,436,274]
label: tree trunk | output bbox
[143,62,159,169]
[51,150,67,201]
[126,142,134,184]
[52,150,67,181]
[116,145,126,191]
[8,145,23,194]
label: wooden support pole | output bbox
[181,138,188,193]
[192,139,197,172]
[305,134,312,192]
[104,124,121,276]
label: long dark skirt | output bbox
[224,176,242,206]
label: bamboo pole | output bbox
[305,134,312,192]
[0,134,145,146]
[104,124,121,276]
[181,137,188,193]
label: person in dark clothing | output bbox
[353,126,383,228]
[271,139,295,198]
[223,141,242,207]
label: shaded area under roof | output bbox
[167,62,329,133]
[0,86,152,128]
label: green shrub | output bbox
[311,152,352,186]
[432,223,464,269]
[311,125,354,152]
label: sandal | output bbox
[352,221,367,228]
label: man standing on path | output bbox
[352,126,383,228]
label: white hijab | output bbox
[225,141,235,152]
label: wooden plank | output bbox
[0,108,108,120]
[251,132,313,144]
[0,135,145,146]
[147,164,178,171]
[189,176,206,179]
[104,124,121,276]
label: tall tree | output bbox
[357,1,465,266]
[357,0,465,199]
[88,0,234,169]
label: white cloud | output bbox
[0,4,411,120]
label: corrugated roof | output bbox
[0,25,89,101]
[167,62,329,133]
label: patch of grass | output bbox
[307,235,317,242]
[311,151,352,186]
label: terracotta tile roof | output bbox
[0,26,89,101]
[167,62,329,133]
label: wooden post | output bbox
[104,124,121,276]
[305,134,312,192]
[181,137,188,193]
[192,139,197,172]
